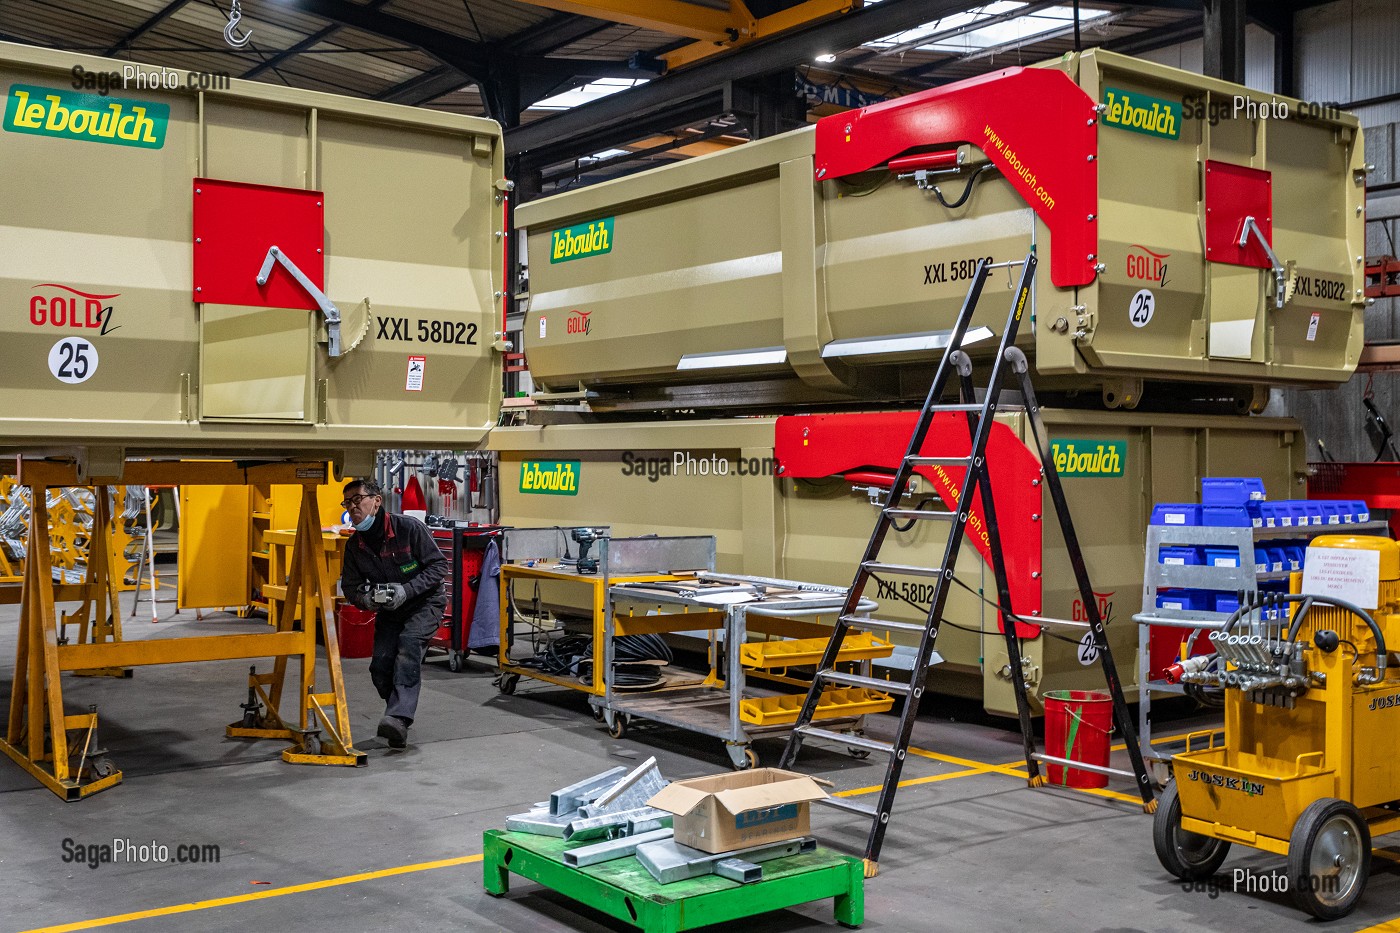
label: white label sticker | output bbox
[1077,632,1101,666]
[539,316,547,339]
[1213,558,1236,567]
[1129,289,1155,327]
[1302,545,1381,609]
[405,355,425,391]
[1307,312,1320,342]
[1165,513,1186,525]
[48,337,98,384]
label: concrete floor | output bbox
[2,600,1399,933]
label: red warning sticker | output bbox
[406,355,425,391]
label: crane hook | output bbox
[223,0,252,49]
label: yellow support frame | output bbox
[0,458,364,801]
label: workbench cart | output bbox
[601,574,889,770]
[495,529,716,700]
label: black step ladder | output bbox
[778,253,1155,877]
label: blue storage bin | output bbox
[1353,500,1372,523]
[1202,506,1252,527]
[1265,547,1287,573]
[1202,477,1267,507]
[1321,501,1346,526]
[1159,546,1202,565]
[1213,592,1241,614]
[1283,545,1305,571]
[1260,501,1292,528]
[1202,546,1240,568]
[1157,590,1204,612]
[1151,503,1201,526]
[1301,502,1325,526]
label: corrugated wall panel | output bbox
[1298,0,1353,103]
[1350,0,1400,102]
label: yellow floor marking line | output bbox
[836,766,986,797]
[1352,917,1400,932]
[901,745,1145,805]
[1110,731,1200,752]
[21,854,484,933]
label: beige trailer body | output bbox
[491,413,1308,716]
[516,49,1365,411]
[1,43,504,474]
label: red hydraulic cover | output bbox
[812,67,1098,289]
[1203,160,1273,269]
[192,178,326,309]
[775,412,1043,637]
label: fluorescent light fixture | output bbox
[862,1,1110,55]
[821,326,994,359]
[677,347,788,371]
[814,52,837,63]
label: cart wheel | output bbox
[448,653,463,673]
[1287,797,1370,920]
[847,747,872,760]
[302,734,322,757]
[89,756,116,778]
[590,705,606,722]
[1153,781,1231,881]
[741,747,759,770]
[498,673,519,696]
[607,715,628,740]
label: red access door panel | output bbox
[192,178,325,309]
[1204,160,1273,269]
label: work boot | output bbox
[377,715,409,749]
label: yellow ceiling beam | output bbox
[662,0,858,71]
[511,0,757,42]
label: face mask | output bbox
[353,511,377,532]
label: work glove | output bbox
[382,582,408,611]
[355,582,375,610]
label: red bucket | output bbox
[336,605,377,659]
[1042,689,1112,788]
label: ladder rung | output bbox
[905,455,970,465]
[797,725,894,753]
[862,561,942,578]
[819,670,911,694]
[818,796,877,816]
[1031,754,1136,780]
[930,402,1024,413]
[884,508,954,522]
[841,615,926,634]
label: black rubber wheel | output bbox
[448,653,463,673]
[90,757,116,778]
[590,705,606,722]
[848,747,872,760]
[1287,798,1370,920]
[302,734,322,757]
[607,715,628,739]
[1153,781,1231,881]
[498,673,519,696]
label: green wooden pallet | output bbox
[483,829,864,933]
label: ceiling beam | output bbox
[503,0,750,42]
[242,0,394,79]
[105,0,196,56]
[374,66,469,105]
[280,0,492,79]
[506,0,987,159]
[499,12,615,56]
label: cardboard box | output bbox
[646,767,829,854]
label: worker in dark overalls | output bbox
[339,478,448,748]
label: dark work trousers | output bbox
[369,596,446,724]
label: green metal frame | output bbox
[482,829,864,932]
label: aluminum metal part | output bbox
[549,766,628,815]
[592,756,661,808]
[635,836,817,884]
[561,828,675,868]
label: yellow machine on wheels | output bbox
[1153,535,1400,919]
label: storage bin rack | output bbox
[1133,517,1388,779]
[603,574,887,770]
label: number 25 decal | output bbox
[1129,289,1155,328]
[48,337,99,384]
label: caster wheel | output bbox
[89,757,116,778]
[448,653,463,673]
[1288,797,1370,920]
[848,747,872,760]
[607,715,628,740]
[302,734,323,757]
[740,748,759,770]
[498,673,519,695]
[1153,781,1231,881]
[591,705,606,722]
